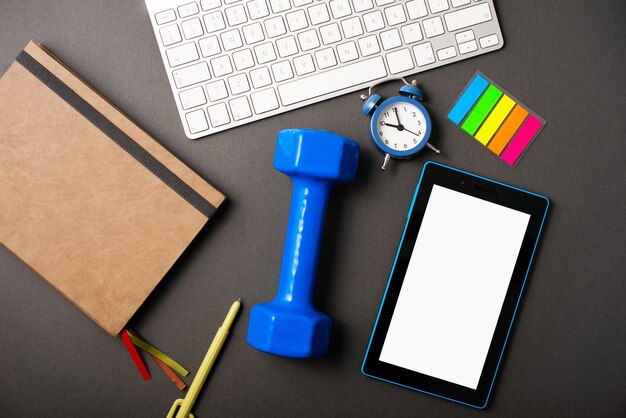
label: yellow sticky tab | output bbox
[127,331,189,377]
[475,95,516,145]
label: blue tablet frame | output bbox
[361,161,549,409]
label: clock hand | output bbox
[402,127,419,136]
[383,122,400,129]
[393,107,402,126]
[402,127,440,153]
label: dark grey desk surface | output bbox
[1,1,625,417]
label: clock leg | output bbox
[426,143,441,154]
[381,153,392,171]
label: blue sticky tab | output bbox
[447,74,489,125]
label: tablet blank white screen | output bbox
[379,185,530,390]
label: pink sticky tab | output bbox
[500,115,543,166]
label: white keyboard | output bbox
[145,0,504,139]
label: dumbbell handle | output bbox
[275,178,332,306]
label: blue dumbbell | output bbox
[247,129,359,358]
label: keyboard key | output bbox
[204,11,226,33]
[423,16,444,38]
[358,35,380,57]
[380,28,402,50]
[276,36,299,57]
[225,4,248,26]
[444,3,492,32]
[199,36,221,57]
[166,42,200,67]
[336,41,359,62]
[233,48,255,70]
[251,88,280,113]
[206,79,229,101]
[363,11,385,32]
[242,22,265,44]
[375,0,394,5]
[330,0,351,19]
[479,34,499,48]
[314,48,338,69]
[227,73,251,94]
[207,103,231,127]
[455,29,474,43]
[384,5,407,26]
[320,23,342,45]
[308,3,330,25]
[293,0,313,6]
[160,24,182,46]
[278,56,387,106]
[286,10,308,31]
[451,0,470,7]
[211,55,233,76]
[269,0,291,13]
[293,54,315,75]
[178,2,199,18]
[172,62,211,88]
[264,16,287,38]
[298,29,320,51]
[250,67,272,88]
[352,0,374,13]
[229,96,253,120]
[254,42,277,64]
[185,109,209,134]
[179,86,207,109]
[386,48,414,74]
[401,23,423,44]
[201,0,222,11]
[341,16,364,38]
[458,39,478,54]
[427,0,449,14]
[155,9,176,25]
[436,45,457,60]
[247,0,270,19]
[406,0,428,19]
[413,42,435,66]
[271,60,295,81]
[221,29,243,50]
[182,18,204,40]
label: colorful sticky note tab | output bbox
[500,115,543,166]
[475,95,515,145]
[488,105,528,155]
[447,71,546,166]
[447,74,489,124]
[461,85,503,135]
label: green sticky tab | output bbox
[127,331,190,377]
[461,85,503,135]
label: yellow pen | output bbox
[167,299,241,418]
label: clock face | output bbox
[374,101,429,153]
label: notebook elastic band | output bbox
[16,50,216,218]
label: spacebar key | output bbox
[278,57,387,106]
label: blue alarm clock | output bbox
[362,79,440,170]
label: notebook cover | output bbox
[0,41,226,336]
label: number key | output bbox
[225,4,248,26]
[160,24,182,46]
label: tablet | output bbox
[362,162,549,409]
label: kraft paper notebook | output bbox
[0,41,225,336]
